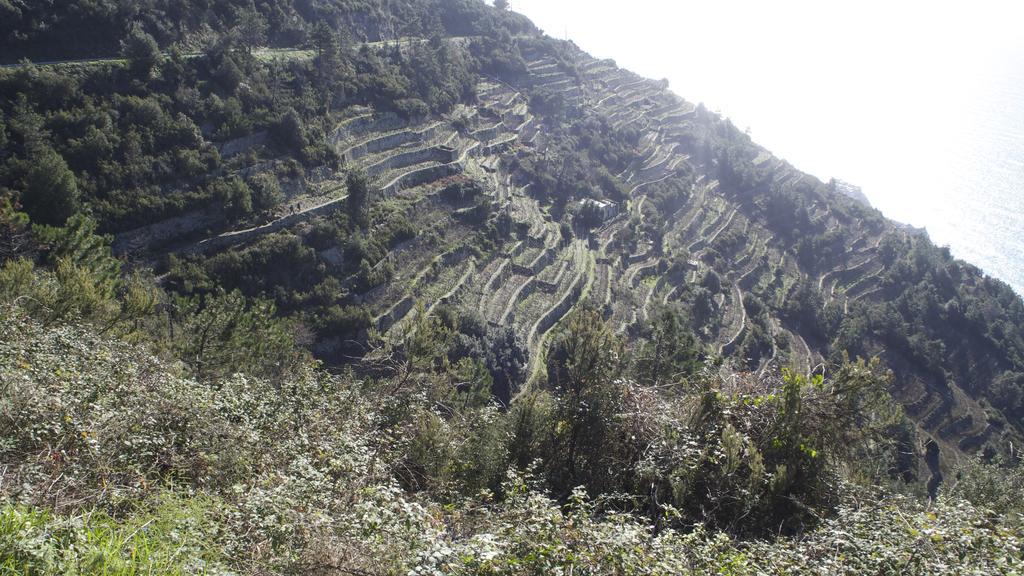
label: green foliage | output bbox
[509,115,639,218]
[701,268,722,293]
[0,257,120,328]
[0,113,7,151]
[0,213,165,340]
[632,307,703,388]
[946,456,1024,523]
[232,2,268,54]
[0,305,377,570]
[737,488,1023,575]
[169,289,302,381]
[32,214,119,284]
[319,303,371,336]
[247,172,283,213]
[0,198,30,262]
[398,40,476,115]
[0,0,528,234]
[546,306,623,395]
[0,269,1021,573]
[345,168,371,229]
[540,308,633,495]
[121,25,161,78]
[269,108,307,155]
[450,314,527,405]
[633,360,898,535]
[3,1,1024,572]
[209,176,253,221]
[19,145,78,226]
[398,363,510,498]
[197,231,324,310]
[0,496,226,575]
[311,21,340,77]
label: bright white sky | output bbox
[509,0,1023,221]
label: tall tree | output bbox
[121,25,161,78]
[33,214,120,286]
[311,20,341,106]
[633,308,702,388]
[270,108,307,153]
[346,168,371,229]
[0,113,8,154]
[21,145,79,226]
[171,290,302,381]
[545,307,626,493]
[312,21,339,72]
[233,2,267,55]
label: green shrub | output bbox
[0,495,226,575]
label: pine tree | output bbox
[346,168,371,229]
[0,113,8,153]
[121,25,161,78]
[312,21,340,80]
[33,214,120,288]
[233,2,267,55]
[545,307,625,492]
[21,145,79,226]
[633,308,701,388]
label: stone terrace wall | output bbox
[180,195,346,256]
[379,162,463,197]
[367,145,455,179]
[341,122,443,163]
[330,113,406,146]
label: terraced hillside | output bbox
[5,3,1022,481]
[7,4,1024,572]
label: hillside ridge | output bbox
[2,3,1024,571]
[92,31,1019,474]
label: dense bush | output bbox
[2,1,1024,572]
[0,290,1020,573]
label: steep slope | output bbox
[2,0,1022,477]
[5,2,1024,573]
[2,289,1020,574]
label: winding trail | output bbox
[1,37,455,69]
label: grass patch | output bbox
[0,493,226,575]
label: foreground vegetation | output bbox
[0,211,1021,573]
[3,0,1024,572]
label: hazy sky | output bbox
[510,0,1024,292]
[510,1,1022,190]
